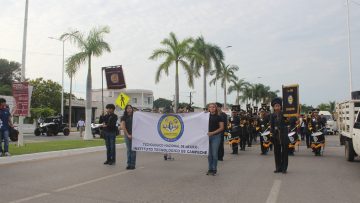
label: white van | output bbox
[319,111,337,135]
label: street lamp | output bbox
[49,31,78,117]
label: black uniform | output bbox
[239,118,249,151]
[304,115,312,148]
[287,116,298,155]
[270,112,289,173]
[230,115,241,154]
[248,118,257,146]
[257,115,270,154]
[308,115,326,155]
[218,112,228,161]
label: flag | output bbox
[132,112,210,155]
[104,66,126,89]
[282,84,300,117]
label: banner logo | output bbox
[111,74,119,83]
[157,114,184,142]
[288,95,294,105]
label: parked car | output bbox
[319,111,337,135]
[34,116,70,136]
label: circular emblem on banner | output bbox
[157,114,184,142]
[110,74,119,83]
[288,95,294,105]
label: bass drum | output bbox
[288,132,297,144]
[261,131,271,142]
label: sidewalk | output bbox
[0,143,125,165]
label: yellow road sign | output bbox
[115,92,130,109]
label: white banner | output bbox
[132,111,209,155]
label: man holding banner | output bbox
[132,103,224,176]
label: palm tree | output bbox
[210,63,238,109]
[64,63,80,130]
[149,32,195,111]
[228,78,250,105]
[240,85,254,104]
[61,26,111,140]
[191,36,223,107]
[264,90,279,104]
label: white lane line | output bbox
[9,167,143,202]
[266,180,282,203]
[8,193,50,203]
[54,171,130,192]
[54,166,144,192]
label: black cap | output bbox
[231,105,241,112]
[271,97,282,107]
[215,102,223,108]
[105,104,116,110]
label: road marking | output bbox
[9,193,50,203]
[266,180,281,203]
[54,170,132,192]
[9,167,144,202]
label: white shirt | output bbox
[77,120,85,127]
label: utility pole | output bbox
[18,0,29,146]
[346,0,353,98]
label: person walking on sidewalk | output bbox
[0,98,13,157]
[102,104,118,165]
[77,118,85,137]
[121,104,136,170]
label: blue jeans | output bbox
[208,133,221,171]
[104,131,116,162]
[124,135,136,167]
[0,130,9,153]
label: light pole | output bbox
[18,0,29,146]
[49,31,78,117]
[346,0,353,98]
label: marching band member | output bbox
[270,97,290,174]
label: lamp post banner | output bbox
[12,82,32,116]
[104,66,126,89]
[132,111,209,155]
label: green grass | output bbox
[8,138,124,156]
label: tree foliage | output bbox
[153,98,172,108]
[30,107,56,119]
[0,58,21,95]
[29,78,62,113]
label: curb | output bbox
[0,143,126,165]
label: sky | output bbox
[1,0,360,108]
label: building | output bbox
[92,88,154,112]
[64,88,154,126]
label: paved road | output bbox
[1,136,360,203]
[20,132,93,143]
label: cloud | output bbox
[1,0,359,107]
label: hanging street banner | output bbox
[132,112,209,155]
[282,84,300,117]
[104,66,126,89]
[115,92,130,109]
[12,82,33,116]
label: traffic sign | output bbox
[115,92,130,109]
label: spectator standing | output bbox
[102,104,118,165]
[0,98,13,156]
[121,105,136,170]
